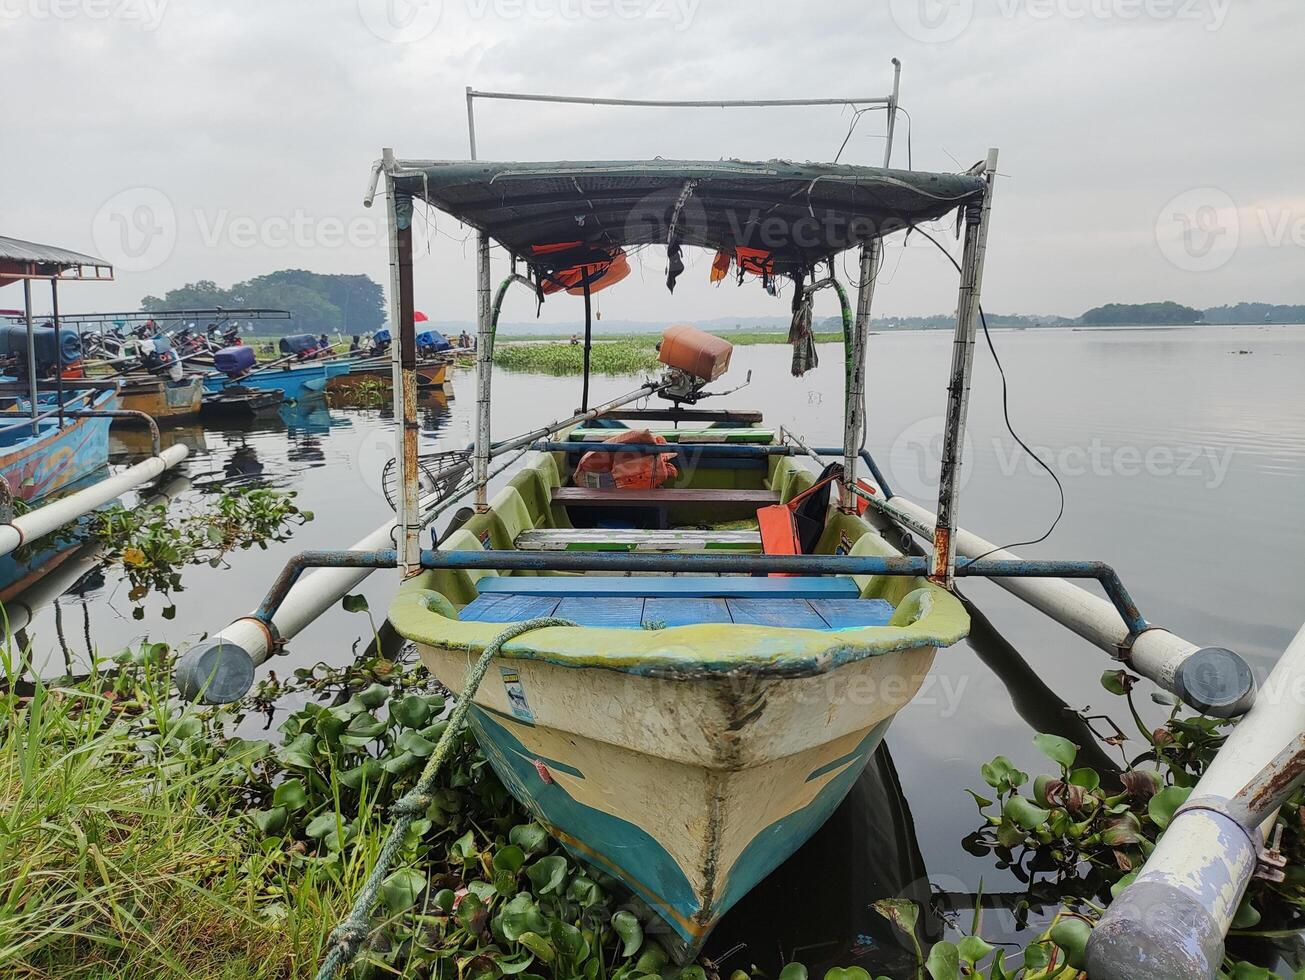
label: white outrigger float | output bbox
[177,66,1305,979]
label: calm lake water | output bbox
[10,324,1305,973]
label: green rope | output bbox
[315,616,575,980]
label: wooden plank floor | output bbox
[459,593,894,630]
[515,528,762,552]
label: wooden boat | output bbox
[201,359,349,400]
[0,387,118,503]
[119,374,204,422]
[183,75,1286,980]
[200,384,285,417]
[329,356,449,391]
[389,427,968,956]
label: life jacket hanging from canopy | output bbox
[529,244,631,297]
[756,463,844,576]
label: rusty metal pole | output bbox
[930,149,998,587]
[468,87,493,512]
[843,240,879,510]
[51,278,65,428]
[23,278,38,436]
[383,150,421,576]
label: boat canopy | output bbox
[390,159,985,274]
[0,235,114,285]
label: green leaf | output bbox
[871,897,919,936]
[305,813,338,839]
[1050,917,1092,970]
[965,788,994,809]
[1102,811,1144,846]
[500,894,547,941]
[957,935,994,965]
[272,778,308,811]
[356,682,389,709]
[250,806,288,835]
[1100,669,1134,695]
[391,694,432,729]
[1110,871,1139,899]
[509,823,550,855]
[278,733,316,769]
[342,593,370,613]
[494,844,527,874]
[381,751,419,775]
[433,888,457,912]
[396,729,438,757]
[1003,796,1051,830]
[612,910,643,958]
[1068,767,1101,792]
[822,969,870,980]
[497,951,537,976]
[1231,899,1261,930]
[525,855,568,895]
[1033,733,1078,770]
[516,932,556,964]
[379,868,426,913]
[1148,785,1192,830]
[925,941,960,980]
[1022,942,1051,971]
[979,756,1028,793]
[678,969,708,980]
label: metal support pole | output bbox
[383,150,421,577]
[883,57,901,168]
[474,235,492,510]
[843,241,879,510]
[931,149,999,586]
[23,279,37,436]
[581,277,593,413]
[51,279,65,428]
[1088,621,1305,980]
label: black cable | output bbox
[911,225,1066,564]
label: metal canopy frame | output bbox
[368,61,1002,586]
[0,240,115,438]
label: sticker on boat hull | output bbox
[501,668,535,723]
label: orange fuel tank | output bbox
[658,324,733,382]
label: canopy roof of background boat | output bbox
[388,158,987,274]
[0,235,114,284]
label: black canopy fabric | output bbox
[391,158,985,272]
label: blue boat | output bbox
[202,360,350,400]
[0,387,118,504]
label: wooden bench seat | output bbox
[459,591,893,630]
[551,487,778,508]
[474,574,859,599]
[514,528,762,553]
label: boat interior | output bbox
[391,413,968,674]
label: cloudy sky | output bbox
[3,0,1300,325]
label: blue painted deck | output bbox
[474,574,860,599]
[460,590,893,631]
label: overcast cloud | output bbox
[2,0,1301,324]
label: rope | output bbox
[315,617,575,980]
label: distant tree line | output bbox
[140,270,385,334]
[1079,302,1203,325]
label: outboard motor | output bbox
[141,332,185,381]
[215,344,257,379]
[279,334,320,361]
[0,324,83,379]
[657,324,734,404]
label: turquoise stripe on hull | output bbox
[468,705,893,956]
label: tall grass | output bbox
[0,646,347,978]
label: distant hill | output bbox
[140,270,384,334]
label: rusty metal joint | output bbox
[1115,624,1161,662]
